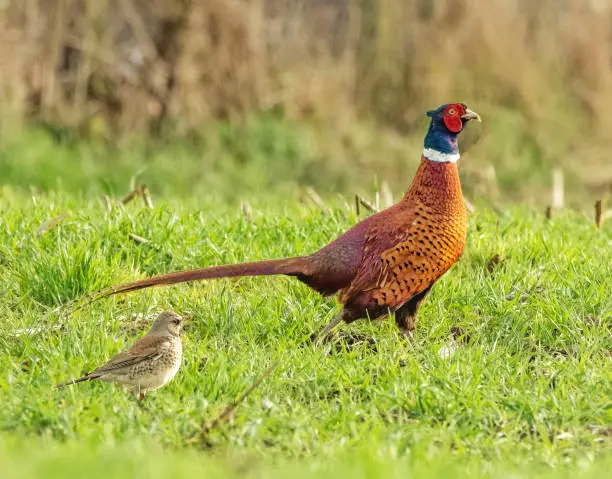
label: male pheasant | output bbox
[84,103,480,341]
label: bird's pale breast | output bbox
[119,338,182,392]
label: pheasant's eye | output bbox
[448,108,456,115]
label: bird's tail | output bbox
[54,374,99,389]
[81,256,310,306]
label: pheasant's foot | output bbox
[330,330,377,353]
[398,327,417,348]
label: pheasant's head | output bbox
[423,103,481,163]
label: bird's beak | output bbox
[461,108,482,122]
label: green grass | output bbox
[0,187,610,478]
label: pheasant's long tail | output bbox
[80,257,310,307]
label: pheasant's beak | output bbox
[461,108,482,122]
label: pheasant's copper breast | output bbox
[338,157,467,314]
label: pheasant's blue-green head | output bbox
[423,103,481,162]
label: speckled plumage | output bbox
[86,103,480,340]
[337,159,467,316]
[55,311,184,399]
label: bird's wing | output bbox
[338,204,418,302]
[93,336,170,374]
[340,201,459,309]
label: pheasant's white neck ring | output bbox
[422,148,460,163]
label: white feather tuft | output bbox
[423,148,460,163]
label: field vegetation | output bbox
[0,1,611,477]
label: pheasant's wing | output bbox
[93,336,170,374]
[338,204,418,302]
[340,201,459,309]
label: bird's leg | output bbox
[131,386,146,403]
[133,388,149,410]
[394,286,432,340]
[311,311,346,346]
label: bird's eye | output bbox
[448,108,456,115]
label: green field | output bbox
[2,0,611,475]
[0,176,610,477]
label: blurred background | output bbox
[1,0,611,206]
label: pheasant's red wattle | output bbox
[443,115,463,133]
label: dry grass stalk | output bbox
[302,186,329,213]
[120,183,154,207]
[355,194,378,214]
[35,213,70,236]
[103,195,113,212]
[240,201,253,220]
[552,168,564,211]
[545,205,553,220]
[463,197,475,214]
[189,360,279,448]
[120,189,138,205]
[595,200,604,228]
[140,184,154,209]
[380,181,393,208]
[128,233,150,244]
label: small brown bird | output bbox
[55,310,184,400]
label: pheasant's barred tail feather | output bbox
[86,257,310,304]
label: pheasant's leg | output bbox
[394,286,432,339]
[139,391,145,401]
[311,312,343,345]
[311,310,354,345]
